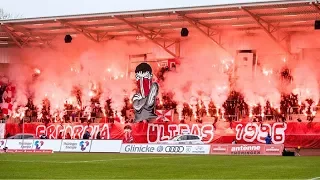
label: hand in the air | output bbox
[132,93,143,102]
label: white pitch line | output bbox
[309,177,320,180]
[0,155,194,164]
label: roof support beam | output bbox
[115,16,179,58]
[177,13,233,57]
[9,25,54,47]
[59,20,99,42]
[311,2,320,15]
[0,25,23,48]
[241,7,291,55]
[58,20,114,42]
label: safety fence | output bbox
[0,139,284,155]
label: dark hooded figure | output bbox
[265,134,272,144]
[132,63,159,122]
[83,130,91,139]
[96,132,101,139]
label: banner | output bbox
[120,144,210,154]
[210,144,284,156]
[0,123,5,138]
[235,122,287,144]
[4,122,320,148]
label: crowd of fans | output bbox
[0,66,318,124]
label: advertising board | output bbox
[60,140,91,152]
[210,144,284,156]
[210,145,229,155]
[90,140,122,152]
[33,140,62,152]
[5,139,34,149]
[2,139,123,153]
[120,144,210,154]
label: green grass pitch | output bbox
[0,153,319,179]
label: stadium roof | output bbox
[0,0,319,57]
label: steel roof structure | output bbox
[0,0,319,57]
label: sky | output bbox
[1,0,287,19]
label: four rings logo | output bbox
[165,146,184,153]
[157,146,164,152]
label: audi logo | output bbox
[157,146,164,152]
[165,146,184,153]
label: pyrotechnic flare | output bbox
[216,107,220,117]
[59,110,66,121]
[84,106,92,120]
[116,111,124,124]
[292,65,319,116]
[302,104,308,117]
[249,106,253,118]
[189,96,198,119]
[192,105,197,119]
[37,109,43,120]
[6,36,320,125]
[198,100,202,109]
[202,96,211,116]
[221,107,225,120]
[176,103,184,120]
[110,91,125,121]
[99,95,107,117]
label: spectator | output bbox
[5,133,11,139]
[232,139,237,144]
[96,132,101,139]
[66,133,71,139]
[296,146,301,156]
[40,134,47,139]
[123,125,133,143]
[265,134,272,144]
[196,117,202,124]
[83,131,91,139]
[57,132,63,139]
